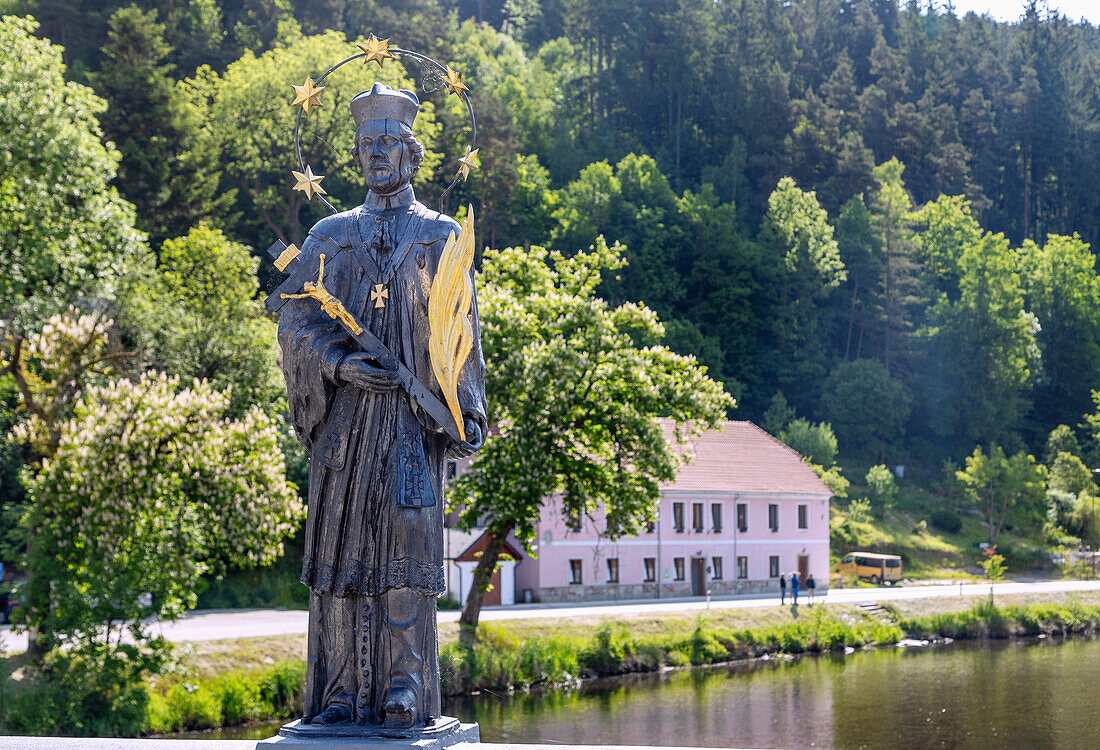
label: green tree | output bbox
[911,193,982,298]
[5,311,137,658]
[980,545,1007,599]
[1018,234,1100,440]
[957,445,1047,546]
[553,153,684,315]
[1045,424,1082,465]
[864,463,898,512]
[0,15,148,350]
[20,371,302,690]
[834,194,881,360]
[124,224,282,416]
[763,177,846,408]
[1048,451,1093,497]
[90,5,226,244]
[762,391,795,437]
[187,29,442,252]
[820,358,910,457]
[1082,391,1100,468]
[924,233,1039,449]
[868,158,921,375]
[440,19,558,250]
[780,418,839,469]
[451,239,733,635]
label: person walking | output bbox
[779,573,786,605]
[807,573,816,605]
[791,572,800,605]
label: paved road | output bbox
[5,579,1100,654]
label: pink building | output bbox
[513,420,832,602]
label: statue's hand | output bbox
[448,417,484,458]
[337,352,399,392]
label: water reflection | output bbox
[187,637,1100,748]
[449,637,1100,749]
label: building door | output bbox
[798,555,809,583]
[482,568,502,606]
[691,558,706,596]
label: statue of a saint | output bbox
[277,82,487,731]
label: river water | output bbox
[196,636,1100,748]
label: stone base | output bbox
[256,717,480,750]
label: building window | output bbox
[674,557,685,581]
[569,559,583,584]
[712,556,723,580]
[768,503,779,532]
[446,460,458,481]
[644,557,656,582]
[737,503,748,532]
[645,519,656,534]
[673,502,685,532]
[566,512,582,532]
[798,504,808,529]
[769,555,780,578]
[737,556,748,579]
[711,503,723,532]
[692,502,704,532]
[606,557,619,584]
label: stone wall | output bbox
[536,580,827,602]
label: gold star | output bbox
[291,166,326,200]
[456,146,480,181]
[357,34,396,68]
[290,77,324,115]
[442,66,469,97]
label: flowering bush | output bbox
[22,371,303,654]
[10,307,116,457]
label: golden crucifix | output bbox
[280,253,364,335]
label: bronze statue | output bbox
[275,82,487,733]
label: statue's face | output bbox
[355,118,413,195]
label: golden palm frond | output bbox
[429,205,476,442]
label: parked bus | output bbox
[837,552,902,584]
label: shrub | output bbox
[930,508,962,534]
[159,682,222,732]
[0,647,154,737]
[215,675,261,725]
[579,623,636,675]
[664,648,691,667]
[865,464,898,509]
[684,622,729,664]
[780,419,839,468]
[258,662,305,717]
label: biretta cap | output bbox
[350,82,420,128]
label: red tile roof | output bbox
[660,420,833,496]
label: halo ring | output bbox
[294,47,477,215]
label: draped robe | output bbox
[278,185,487,725]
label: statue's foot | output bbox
[312,703,352,725]
[382,686,417,729]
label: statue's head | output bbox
[350,82,424,196]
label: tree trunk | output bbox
[1023,147,1031,241]
[845,278,859,359]
[675,91,682,194]
[458,528,506,645]
[883,217,893,374]
[25,625,49,659]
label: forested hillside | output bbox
[12,0,1100,464]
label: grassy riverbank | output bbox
[4,591,1100,737]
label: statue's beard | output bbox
[366,163,417,195]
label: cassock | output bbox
[277,183,487,725]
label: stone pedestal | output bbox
[256,717,480,750]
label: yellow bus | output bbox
[837,552,902,585]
